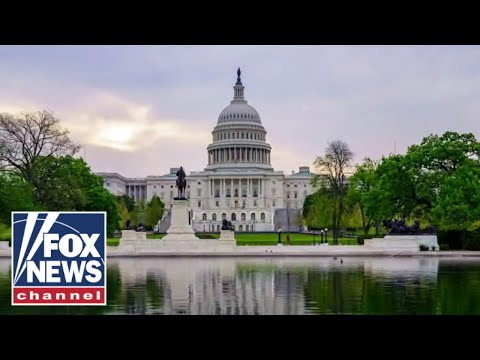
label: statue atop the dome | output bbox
[236,67,242,86]
[175,166,187,200]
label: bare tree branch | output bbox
[0,110,80,189]
[312,140,354,244]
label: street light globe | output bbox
[325,228,328,232]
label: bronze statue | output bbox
[221,218,234,231]
[236,67,242,86]
[175,166,187,199]
[382,219,436,235]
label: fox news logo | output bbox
[12,212,106,306]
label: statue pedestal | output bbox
[163,199,200,242]
[118,230,148,250]
[364,235,439,251]
[219,230,236,247]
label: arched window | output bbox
[246,224,249,232]
[261,213,266,221]
[202,213,207,221]
[239,225,243,231]
[212,213,217,221]
[231,213,236,221]
[222,213,226,220]
[217,225,220,232]
[241,213,246,221]
[251,213,256,221]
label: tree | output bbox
[346,158,379,234]
[116,195,135,213]
[117,198,130,230]
[0,173,34,225]
[312,140,353,244]
[34,156,120,236]
[33,156,95,210]
[145,195,165,228]
[304,189,334,230]
[0,111,80,195]
[84,186,120,238]
[431,164,480,231]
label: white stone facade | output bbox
[98,70,315,231]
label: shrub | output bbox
[419,245,429,251]
[439,244,450,251]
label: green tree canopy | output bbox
[0,173,34,225]
[145,195,165,228]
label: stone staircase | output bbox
[157,209,172,232]
[274,208,302,232]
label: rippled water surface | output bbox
[1,257,480,314]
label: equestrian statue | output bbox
[175,166,187,200]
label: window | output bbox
[242,133,244,139]
[197,182,201,185]
[272,188,276,196]
[222,213,227,219]
[287,191,290,199]
[170,185,173,188]
[217,225,220,232]
[161,185,164,188]
[261,213,265,221]
[294,184,298,188]
[153,185,156,188]
[202,213,207,221]
[246,225,249,231]
[228,133,231,139]
[304,184,307,187]
[294,192,298,199]
[251,213,256,221]
[235,200,238,208]
[272,200,276,207]
[197,189,202,197]
[160,192,165,199]
[212,213,217,221]
[106,182,110,186]
[231,213,236,221]
[272,181,276,184]
[239,225,243,231]
[253,200,257,207]
[198,201,201,208]
[241,213,246,220]
[216,200,219,207]
[287,184,290,187]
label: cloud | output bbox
[1,45,480,177]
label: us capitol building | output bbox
[98,69,315,232]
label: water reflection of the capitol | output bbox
[109,257,444,315]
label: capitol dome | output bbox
[205,68,272,172]
[216,68,262,125]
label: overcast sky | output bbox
[1,45,479,177]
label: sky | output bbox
[1,45,480,177]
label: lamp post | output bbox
[320,229,324,244]
[325,228,328,244]
[313,229,316,246]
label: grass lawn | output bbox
[108,232,358,246]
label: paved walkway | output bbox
[2,245,479,258]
